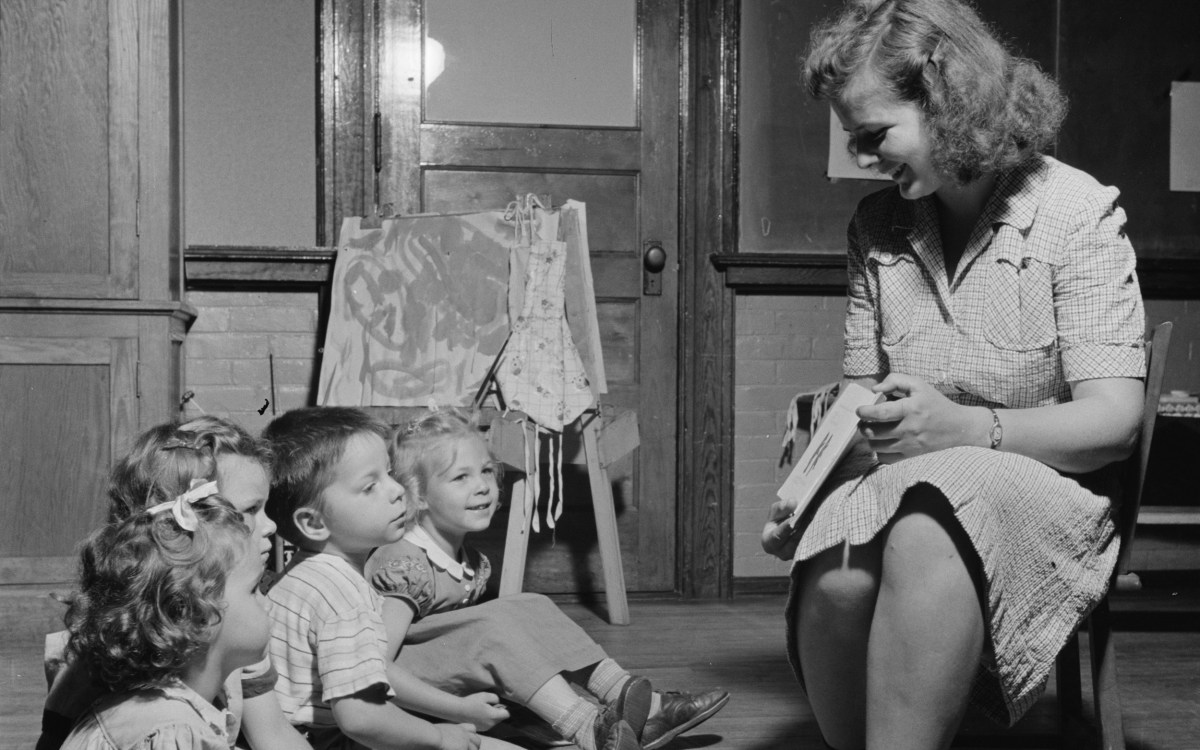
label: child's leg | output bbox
[528,674,650,750]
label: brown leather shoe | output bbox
[607,676,653,739]
[597,718,642,750]
[641,689,730,750]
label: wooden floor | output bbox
[3,583,1199,750]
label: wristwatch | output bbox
[987,408,1003,450]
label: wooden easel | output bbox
[486,406,638,626]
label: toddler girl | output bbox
[39,417,306,750]
[61,487,270,749]
[366,409,729,750]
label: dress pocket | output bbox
[870,250,923,346]
[984,249,1057,352]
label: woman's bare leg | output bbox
[865,486,985,750]
[794,539,883,750]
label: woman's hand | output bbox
[856,373,985,463]
[761,499,801,560]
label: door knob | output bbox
[643,242,666,295]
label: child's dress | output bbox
[61,681,236,750]
[366,526,608,703]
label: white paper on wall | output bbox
[1170,81,1200,192]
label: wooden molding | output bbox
[184,245,336,290]
[712,252,1200,299]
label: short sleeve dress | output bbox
[785,155,1147,725]
[367,526,608,702]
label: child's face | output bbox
[319,432,408,555]
[216,454,275,564]
[419,435,499,540]
[213,538,271,673]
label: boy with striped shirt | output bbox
[262,407,511,750]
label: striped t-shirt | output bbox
[265,551,395,729]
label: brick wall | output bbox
[183,291,322,436]
[733,294,847,578]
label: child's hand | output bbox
[461,692,510,730]
[436,723,481,750]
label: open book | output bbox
[776,382,885,533]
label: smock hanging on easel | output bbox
[492,195,595,533]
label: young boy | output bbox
[262,407,642,750]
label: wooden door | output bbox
[321,0,680,593]
[0,0,144,299]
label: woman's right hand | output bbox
[761,499,800,560]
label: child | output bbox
[61,487,270,749]
[38,417,308,750]
[366,409,730,750]
[262,406,571,750]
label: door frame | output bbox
[677,0,738,598]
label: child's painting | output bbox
[317,201,605,408]
[317,211,513,407]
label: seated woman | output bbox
[761,2,1146,749]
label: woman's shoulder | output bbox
[1013,155,1122,220]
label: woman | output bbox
[761,1,1146,749]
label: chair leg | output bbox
[1088,597,1126,750]
[1056,629,1085,749]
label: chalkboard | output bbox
[1057,0,1200,258]
[737,0,1199,259]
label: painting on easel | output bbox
[317,199,605,408]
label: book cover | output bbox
[776,382,885,531]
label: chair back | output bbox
[1113,321,1173,577]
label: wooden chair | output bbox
[1054,320,1173,750]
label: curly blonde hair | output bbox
[66,496,250,691]
[804,0,1066,185]
[107,416,272,523]
[390,409,498,512]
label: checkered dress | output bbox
[786,155,1147,725]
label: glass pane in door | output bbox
[424,0,636,127]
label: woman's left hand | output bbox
[856,373,982,463]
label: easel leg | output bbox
[582,417,630,625]
[499,474,532,596]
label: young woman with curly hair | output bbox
[61,492,270,749]
[761,1,1146,748]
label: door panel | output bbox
[321,0,679,592]
[0,0,139,298]
[0,329,137,584]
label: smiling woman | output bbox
[760,2,1148,750]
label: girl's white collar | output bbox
[406,526,475,581]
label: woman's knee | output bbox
[883,485,983,595]
[796,542,881,621]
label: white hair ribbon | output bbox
[145,478,220,532]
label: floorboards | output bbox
[2,585,1198,750]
